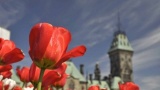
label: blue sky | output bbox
[0,0,160,90]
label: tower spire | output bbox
[114,11,126,36]
[117,11,121,31]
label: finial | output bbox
[113,11,126,36]
[117,11,121,31]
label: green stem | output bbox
[37,68,45,90]
[22,82,26,88]
[56,87,59,90]
[33,83,37,90]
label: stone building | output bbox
[62,60,110,90]
[0,27,10,40]
[61,30,134,90]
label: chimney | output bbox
[108,74,112,87]
[89,74,93,84]
[16,65,20,70]
[80,64,84,75]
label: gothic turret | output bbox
[94,64,101,80]
[108,30,134,82]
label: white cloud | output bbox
[133,47,160,71]
[132,27,160,71]
[132,28,160,52]
[88,54,108,67]
[73,13,116,47]
[136,75,160,90]
[0,1,26,28]
[72,0,160,48]
[138,1,160,31]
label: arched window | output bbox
[82,86,84,90]
[69,80,75,90]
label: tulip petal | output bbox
[16,67,30,82]
[42,70,61,87]
[29,23,55,61]
[55,45,86,67]
[127,82,139,90]
[42,63,67,87]
[12,85,22,90]
[0,81,3,90]
[54,63,67,74]
[53,73,68,88]
[119,82,139,90]
[56,27,71,57]
[1,71,12,78]
[43,27,71,67]
[0,38,4,48]
[0,40,15,59]
[0,65,12,72]
[3,48,24,65]
[29,63,40,83]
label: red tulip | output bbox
[119,82,139,90]
[42,69,61,87]
[1,70,12,78]
[43,63,67,87]
[29,23,86,69]
[4,85,22,90]
[29,62,67,87]
[29,63,40,86]
[0,65,12,79]
[53,73,68,88]
[0,38,24,65]
[12,86,22,90]
[16,67,30,83]
[88,85,100,90]
[43,86,53,90]
[0,81,3,90]
[0,65,12,72]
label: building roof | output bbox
[11,69,23,86]
[65,61,86,82]
[108,31,133,53]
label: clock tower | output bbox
[108,30,134,82]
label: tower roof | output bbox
[108,31,133,53]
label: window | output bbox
[123,74,131,81]
[81,86,84,90]
[69,80,75,90]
